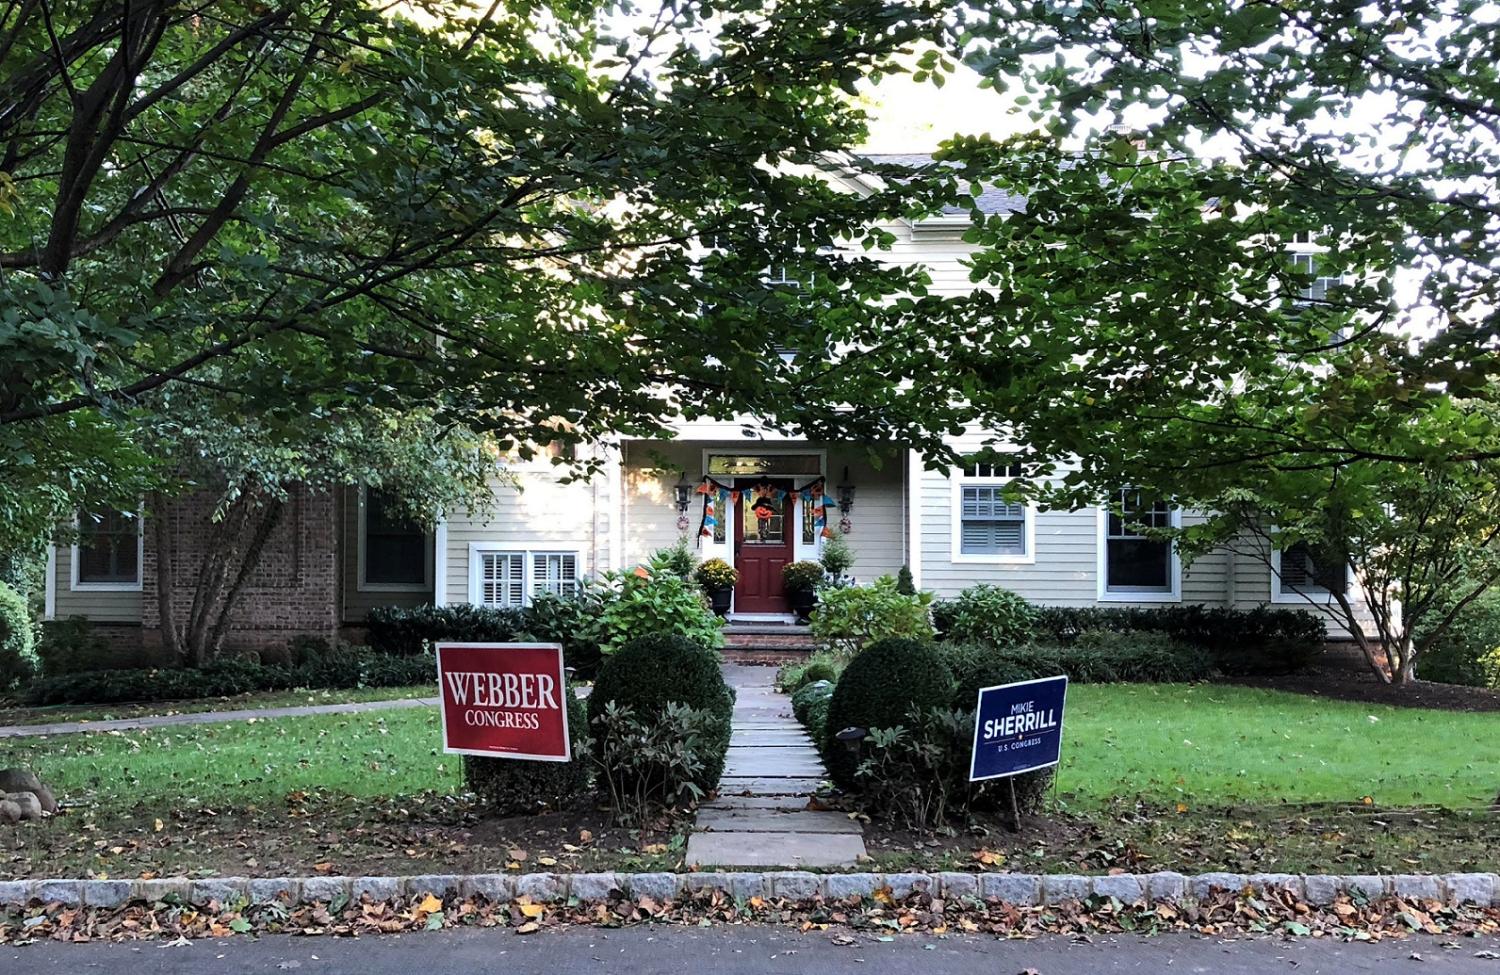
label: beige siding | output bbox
[50,544,142,623]
[914,430,1230,605]
[339,487,434,623]
[442,457,609,605]
[1228,535,1382,640]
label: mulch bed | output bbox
[1235,661,1500,713]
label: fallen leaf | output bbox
[417,895,443,915]
[520,903,545,919]
[515,922,540,935]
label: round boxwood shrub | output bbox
[464,674,591,815]
[0,581,37,690]
[587,632,734,793]
[940,584,1037,647]
[791,678,835,724]
[823,637,954,788]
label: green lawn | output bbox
[1059,684,1499,810]
[0,685,435,729]
[6,683,1496,815]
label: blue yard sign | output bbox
[969,675,1069,782]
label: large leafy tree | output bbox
[894,2,1500,683]
[144,390,497,664]
[0,0,976,553]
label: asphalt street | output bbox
[7,925,1500,974]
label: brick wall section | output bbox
[142,486,340,654]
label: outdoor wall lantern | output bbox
[673,473,694,533]
[837,466,856,533]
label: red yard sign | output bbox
[435,643,571,761]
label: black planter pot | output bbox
[788,588,817,623]
[708,587,733,617]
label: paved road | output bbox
[7,926,1500,973]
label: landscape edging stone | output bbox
[1,871,1496,909]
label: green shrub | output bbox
[694,558,738,592]
[1070,628,1210,682]
[896,565,916,595]
[823,636,953,788]
[592,700,723,823]
[810,576,935,657]
[599,570,723,655]
[1413,589,1500,687]
[465,675,590,814]
[587,633,734,797]
[524,587,609,679]
[819,531,856,578]
[791,678,835,724]
[853,707,1013,829]
[938,633,1207,707]
[0,581,36,690]
[35,616,165,675]
[365,604,527,656]
[649,538,699,583]
[1032,604,1324,675]
[782,560,825,594]
[803,691,833,745]
[775,651,844,692]
[940,584,1036,647]
[23,645,434,706]
[938,643,1066,710]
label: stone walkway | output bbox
[0,696,439,739]
[686,665,866,868]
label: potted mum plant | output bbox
[782,560,826,623]
[694,557,739,616]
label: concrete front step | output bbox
[685,830,867,868]
[695,807,863,834]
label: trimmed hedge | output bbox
[464,675,591,813]
[586,633,734,794]
[1031,604,1325,675]
[823,637,954,789]
[365,604,527,656]
[939,631,1210,708]
[23,647,434,706]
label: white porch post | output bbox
[907,449,923,588]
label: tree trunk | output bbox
[204,499,285,656]
[150,491,181,660]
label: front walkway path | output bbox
[686,664,866,868]
[0,696,439,739]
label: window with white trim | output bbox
[1277,542,1348,597]
[471,548,580,608]
[532,552,580,599]
[75,507,140,586]
[1103,488,1174,593]
[955,462,1029,559]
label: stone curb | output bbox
[1,872,1495,910]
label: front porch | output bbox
[618,439,910,620]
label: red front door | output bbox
[733,479,794,614]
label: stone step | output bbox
[685,831,865,868]
[717,776,826,795]
[731,730,814,746]
[700,795,815,811]
[694,807,862,834]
